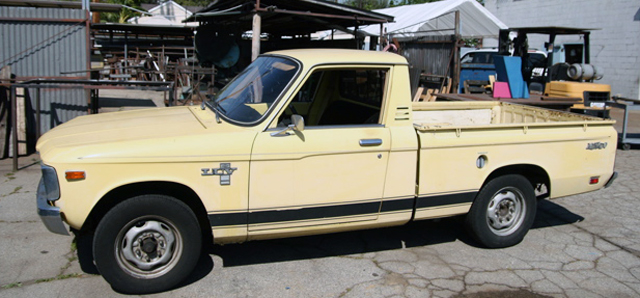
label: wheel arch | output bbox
[81,181,212,246]
[482,164,550,199]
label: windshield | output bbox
[205,56,299,124]
[462,52,499,64]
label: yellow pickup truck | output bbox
[36,49,617,293]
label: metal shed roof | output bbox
[361,0,507,39]
[185,0,394,36]
[0,0,121,12]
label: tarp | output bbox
[361,0,507,39]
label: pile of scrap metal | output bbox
[90,23,218,106]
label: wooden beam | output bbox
[251,13,261,61]
[0,67,9,159]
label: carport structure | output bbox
[185,0,394,60]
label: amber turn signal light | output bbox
[65,171,86,181]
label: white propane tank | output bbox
[592,65,604,80]
[567,63,604,80]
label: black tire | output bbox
[465,174,536,248]
[93,195,202,294]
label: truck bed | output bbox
[412,101,614,130]
[411,101,617,204]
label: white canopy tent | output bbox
[360,0,507,39]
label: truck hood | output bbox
[37,107,255,163]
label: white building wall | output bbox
[150,1,192,24]
[484,0,640,99]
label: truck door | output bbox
[248,67,391,234]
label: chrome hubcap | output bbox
[116,217,181,278]
[486,187,526,236]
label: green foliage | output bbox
[389,0,441,6]
[343,0,390,10]
[100,0,147,23]
[176,0,210,6]
[462,37,482,47]
[35,273,81,283]
[1,282,22,289]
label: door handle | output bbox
[359,139,383,146]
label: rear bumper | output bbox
[604,171,618,189]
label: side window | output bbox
[339,69,386,107]
[293,72,322,103]
[283,68,387,127]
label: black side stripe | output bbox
[415,191,477,209]
[380,198,414,213]
[208,192,478,227]
[208,201,380,227]
[248,202,380,224]
[208,212,247,226]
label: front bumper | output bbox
[36,165,69,235]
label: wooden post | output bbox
[35,88,40,139]
[251,13,261,61]
[453,10,461,94]
[92,0,100,23]
[379,23,383,51]
[11,86,17,171]
[0,66,10,159]
[355,22,359,49]
[16,87,26,156]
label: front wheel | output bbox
[465,174,536,248]
[93,195,202,294]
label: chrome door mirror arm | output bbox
[271,115,304,137]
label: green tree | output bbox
[343,0,390,10]
[100,0,149,23]
[389,0,441,6]
[175,0,210,7]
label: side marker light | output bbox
[65,171,86,181]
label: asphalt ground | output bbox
[1,101,640,297]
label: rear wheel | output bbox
[93,195,202,294]
[465,174,536,248]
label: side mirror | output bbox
[271,115,305,137]
[290,114,304,132]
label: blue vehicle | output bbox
[459,49,547,93]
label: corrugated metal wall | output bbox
[400,35,456,97]
[0,6,88,136]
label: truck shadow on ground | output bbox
[210,199,584,268]
[74,200,583,293]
